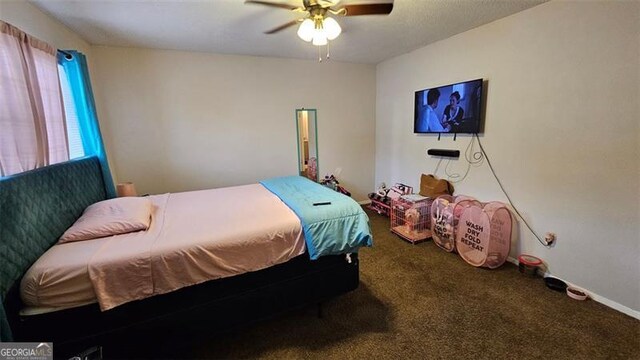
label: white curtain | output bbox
[0,20,68,177]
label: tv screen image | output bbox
[414,78,483,134]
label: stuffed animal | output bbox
[321,174,352,197]
[405,208,420,233]
[369,183,390,203]
[321,174,338,190]
[377,182,389,197]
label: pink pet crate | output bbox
[455,201,512,269]
[391,195,433,244]
[430,195,479,252]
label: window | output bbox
[57,64,85,159]
[0,21,69,177]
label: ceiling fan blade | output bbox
[342,3,393,16]
[245,0,299,10]
[264,19,302,34]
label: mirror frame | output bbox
[295,108,319,182]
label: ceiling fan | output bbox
[245,0,393,49]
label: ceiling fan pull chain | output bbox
[326,42,330,60]
[318,45,322,62]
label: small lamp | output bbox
[117,182,137,197]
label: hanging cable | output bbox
[444,158,458,180]
[433,158,443,175]
[444,135,483,183]
[465,134,484,165]
[474,134,550,247]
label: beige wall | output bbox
[90,46,376,200]
[0,1,91,55]
[376,1,639,314]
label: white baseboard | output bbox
[506,257,640,320]
[358,200,372,205]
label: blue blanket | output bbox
[260,176,372,260]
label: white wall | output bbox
[376,1,639,314]
[0,1,91,55]
[90,46,376,200]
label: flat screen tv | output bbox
[414,78,483,134]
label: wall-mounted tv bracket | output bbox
[437,133,457,141]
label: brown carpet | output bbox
[178,208,639,359]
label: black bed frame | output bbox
[10,253,359,358]
[0,157,360,359]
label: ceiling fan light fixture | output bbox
[312,30,328,46]
[297,18,315,42]
[323,17,341,40]
[248,0,394,61]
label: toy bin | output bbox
[391,195,432,244]
[430,195,479,252]
[455,201,512,269]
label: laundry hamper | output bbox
[430,195,479,252]
[455,201,512,269]
[391,195,432,244]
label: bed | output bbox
[0,156,370,357]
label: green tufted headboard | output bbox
[0,156,108,340]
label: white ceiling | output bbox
[31,0,546,64]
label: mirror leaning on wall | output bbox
[296,109,318,182]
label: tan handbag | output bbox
[419,174,454,198]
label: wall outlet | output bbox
[544,232,556,245]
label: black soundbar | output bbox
[427,149,460,158]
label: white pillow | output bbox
[59,197,152,243]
